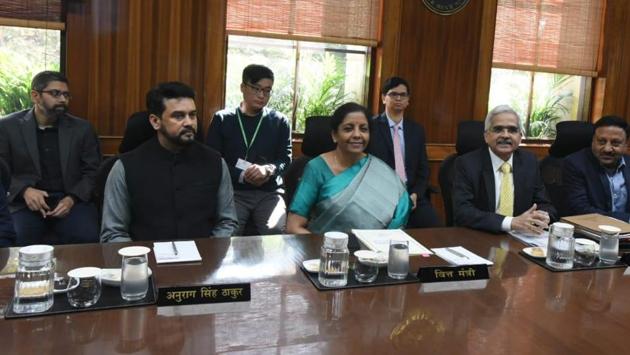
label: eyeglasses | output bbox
[490,125,520,134]
[40,90,72,99]
[386,91,409,99]
[245,83,272,97]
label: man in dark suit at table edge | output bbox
[367,76,440,227]
[563,115,630,221]
[452,105,557,234]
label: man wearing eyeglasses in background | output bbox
[0,71,101,245]
[368,77,440,227]
[452,105,556,234]
[206,64,291,235]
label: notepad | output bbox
[153,241,202,264]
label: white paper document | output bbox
[432,246,494,266]
[153,241,202,264]
[352,229,433,256]
[508,230,549,248]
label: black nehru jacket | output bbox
[120,138,222,240]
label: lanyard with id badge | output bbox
[235,107,267,171]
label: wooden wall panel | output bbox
[377,0,494,144]
[65,0,226,152]
[602,0,630,120]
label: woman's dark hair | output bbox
[330,102,371,132]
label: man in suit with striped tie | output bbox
[452,105,556,234]
[367,77,440,227]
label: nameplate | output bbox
[417,264,489,283]
[157,283,251,307]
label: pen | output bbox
[446,247,468,259]
[171,241,178,256]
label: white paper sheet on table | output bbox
[352,229,433,256]
[508,230,549,248]
[432,246,493,266]
[153,241,202,264]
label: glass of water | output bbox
[118,246,151,301]
[598,225,620,264]
[388,239,409,280]
[66,267,102,308]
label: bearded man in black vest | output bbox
[100,82,238,242]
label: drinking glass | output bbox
[353,250,379,283]
[13,245,56,314]
[546,222,575,270]
[388,240,409,280]
[67,267,102,308]
[118,246,151,301]
[598,225,620,264]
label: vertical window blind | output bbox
[492,0,605,76]
[226,0,381,46]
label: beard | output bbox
[43,103,68,118]
[159,125,196,147]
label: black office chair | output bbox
[540,121,594,217]
[438,120,486,226]
[282,116,335,206]
[119,111,204,154]
[0,157,10,193]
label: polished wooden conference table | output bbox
[0,228,628,354]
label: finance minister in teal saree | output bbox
[286,103,410,235]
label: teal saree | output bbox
[290,155,410,234]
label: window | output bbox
[225,0,380,132]
[0,25,61,116]
[0,0,64,116]
[488,0,604,139]
[225,35,370,132]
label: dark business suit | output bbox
[452,147,556,233]
[563,147,630,222]
[367,113,440,227]
[0,109,101,245]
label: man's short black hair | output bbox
[242,64,274,85]
[31,71,68,92]
[594,115,629,138]
[381,76,410,96]
[330,102,371,132]
[146,82,196,117]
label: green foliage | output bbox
[0,26,61,116]
[0,52,31,116]
[294,53,353,132]
[527,74,572,139]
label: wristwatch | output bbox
[264,165,275,177]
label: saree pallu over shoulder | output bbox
[308,155,409,234]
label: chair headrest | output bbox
[548,121,594,158]
[119,111,154,154]
[456,120,485,155]
[301,116,336,157]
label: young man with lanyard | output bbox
[207,64,291,235]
